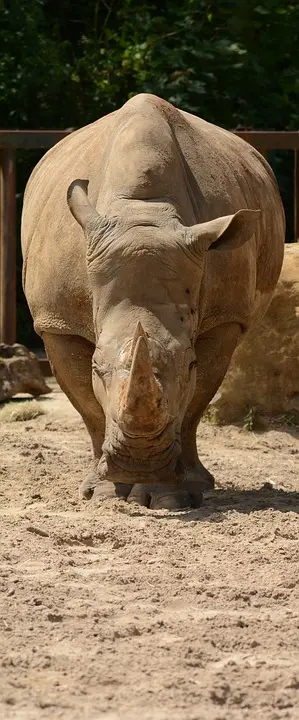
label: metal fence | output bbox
[1,129,299,348]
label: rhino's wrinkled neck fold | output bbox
[104,414,179,455]
[102,197,181,230]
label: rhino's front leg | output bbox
[43,333,133,503]
[42,332,108,488]
[181,322,242,491]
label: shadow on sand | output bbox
[163,486,299,522]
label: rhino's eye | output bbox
[92,360,103,376]
[189,360,197,372]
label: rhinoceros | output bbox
[21,93,285,510]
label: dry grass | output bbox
[0,400,45,422]
[202,406,223,426]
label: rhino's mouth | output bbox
[99,418,183,484]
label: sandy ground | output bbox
[1,380,299,720]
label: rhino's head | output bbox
[67,180,259,484]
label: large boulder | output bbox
[209,244,299,422]
[0,343,51,402]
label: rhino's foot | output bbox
[79,471,133,501]
[79,456,212,510]
[185,459,215,491]
[79,462,212,509]
[80,473,202,511]
[126,480,203,510]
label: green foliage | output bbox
[202,406,223,427]
[243,407,258,432]
[0,0,298,345]
[1,0,298,130]
[276,413,299,427]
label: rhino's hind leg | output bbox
[42,332,110,497]
[181,322,242,491]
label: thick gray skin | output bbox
[21,94,285,510]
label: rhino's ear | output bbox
[67,179,102,233]
[186,209,260,257]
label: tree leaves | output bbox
[1,0,298,131]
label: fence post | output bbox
[294,150,299,242]
[257,148,268,162]
[0,148,16,344]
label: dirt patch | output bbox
[1,381,299,719]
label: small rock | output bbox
[0,343,51,402]
[261,481,277,491]
[47,612,63,622]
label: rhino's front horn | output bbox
[118,327,168,436]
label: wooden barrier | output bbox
[0,128,299,350]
